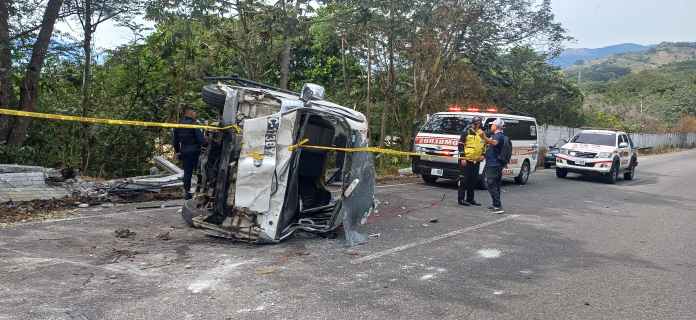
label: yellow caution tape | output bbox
[288,138,449,159]
[2,108,472,161]
[0,108,241,133]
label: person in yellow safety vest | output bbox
[457,116,486,206]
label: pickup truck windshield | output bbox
[571,132,616,146]
[420,115,472,135]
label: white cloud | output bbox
[55,16,155,50]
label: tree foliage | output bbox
[0,0,593,176]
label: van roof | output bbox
[434,111,537,122]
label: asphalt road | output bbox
[1,150,696,320]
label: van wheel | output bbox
[556,168,568,178]
[422,175,438,184]
[201,84,227,109]
[514,161,531,185]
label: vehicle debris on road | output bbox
[114,228,137,239]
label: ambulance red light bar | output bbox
[485,107,498,113]
[448,104,463,112]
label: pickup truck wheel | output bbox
[624,159,637,180]
[201,84,227,109]
[515,161,531,185]
[422,175,438,184]
[605,162,619,184]
[556,168,568,178]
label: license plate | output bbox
[575,159,586,166]
[431,168,444,177]
[503,168,513,176]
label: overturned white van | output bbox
[182,77,375,245]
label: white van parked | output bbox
[411,106,539,186]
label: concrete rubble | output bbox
[0,156,188,205]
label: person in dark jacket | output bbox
[480,118,507,214]
[172,106,205,200]
[457,116,485,206]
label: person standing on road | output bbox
[457,116,485,206]
[172,106,205,200]
[480,118,507,214]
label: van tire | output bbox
[514,160,531,185]
[422,175,438,184]
[202,84,227,109]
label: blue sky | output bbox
[57,0,696,50]
[552,0,696,48]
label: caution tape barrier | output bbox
[0,108,241,133]
[2,108,473,160]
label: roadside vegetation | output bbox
[0,1,693,177]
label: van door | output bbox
[502,119,539,179]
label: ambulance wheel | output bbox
[515,160,530,185]
[556,168,568,178]
[422,175,438,184]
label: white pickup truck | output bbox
[555,130,638,184]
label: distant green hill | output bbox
[566,42,696,82]
[568,42,696,131]
[550,43,651,68]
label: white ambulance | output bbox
[411,106,539,187]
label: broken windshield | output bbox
[420,115,472,135]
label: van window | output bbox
[420,115,472,135]
[504,119,537,140]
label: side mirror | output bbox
[619,142,629,148]
[301,83,325,101]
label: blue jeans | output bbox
[485,166,503,208]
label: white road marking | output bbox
[376,182,421,188]
[8,207,178,226]
[351,215,519,264]
[477,249,502,258]
[420,274,435,280]
[187,259,255,293]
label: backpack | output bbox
[497,135,512,166]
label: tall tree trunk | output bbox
[379,33,396,148]
[0,0,12,141]
[341,34,348,96]
[279,35,290,89]
[278,0,291,90]
[80,0,93,171]
[6,0,64,145]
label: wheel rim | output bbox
[522,164,530,181]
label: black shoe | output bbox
[491,207,505,214]
[467,201,482,206]
[487,206,496,211]
[459,200,470,206]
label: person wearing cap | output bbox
[173,106,206,200]
[480,118,507,214]
[457,116,485,206]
